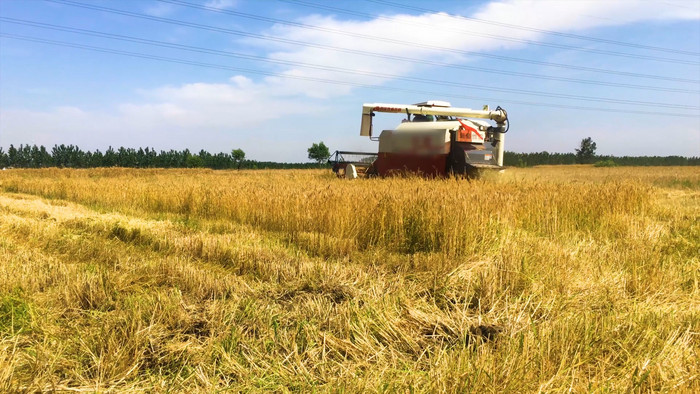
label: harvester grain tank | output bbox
[330,101,509,178]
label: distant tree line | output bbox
[505,137,698,167]
[503,151,699,167]
[0,144,697,169]
[0,144,327,169]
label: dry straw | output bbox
[0,166,697,391]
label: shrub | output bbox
[594,159,617,167]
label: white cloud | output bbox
[473,0,699,32]
[255,0,699,97]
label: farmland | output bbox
[0,166,698,392]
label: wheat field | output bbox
[0,166,697,392]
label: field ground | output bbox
[0,166,698,392]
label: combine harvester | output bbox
[329,101,509,178]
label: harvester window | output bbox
[412,114,435,122]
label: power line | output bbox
[272,0,700,65]
[45,0,700,84]
[8,19,694,95]
[2,33,698,119]
[3,17,698,110]
[662,1,700,11]
[362,0,700,57]
[160,0,700,66]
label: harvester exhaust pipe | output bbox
[494,127,505,167]
[490,105,508,167]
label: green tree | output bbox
[89,149,104,167]
[7,145,18,167]
[575,137,597,164]
[37,145,52,167]
[231,148,246,169]
[185,152,204,168]
[103,146,117,167]
[307,142,330,164]
[0,148,7,168]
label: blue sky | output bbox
[1,0,699,162]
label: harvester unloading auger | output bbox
[329,101,509,178]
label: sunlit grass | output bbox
[0,166,697,391]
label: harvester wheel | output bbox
[465,165,482,180]
[365,163,378,178]
[345,164,358,179]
